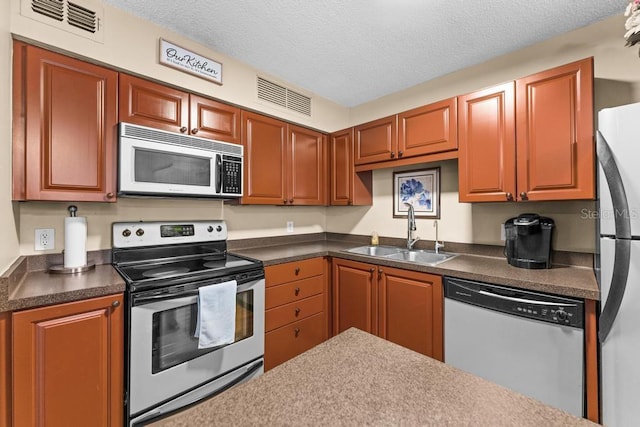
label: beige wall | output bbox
[0,1,19,272]
[4,7,637,268]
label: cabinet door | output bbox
[0,312,10,427]
[378,268,443,361]
[332,258,377,335]
[330,128,373,206]
[458,82,516,202]
[516,58,594,201]
[189,94,241,143]
[354,115,397,165]
[12,294,123,427]
[398,97,458,158]
[16,42,118,202]
[288,125,327,205]
[119,73,189,133]
[241,111,287,204]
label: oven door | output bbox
[129,278,264,418]
[119,136,220,197]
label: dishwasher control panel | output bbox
[444,277,584,328]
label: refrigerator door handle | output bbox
[597,131,633,342]
[597,131,632,239]
[599,239,631,342]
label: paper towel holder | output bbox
[48,205,96,274]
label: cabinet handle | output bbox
[289,199,294,204]
[369,267,375,274]
[191,128,199,135]
[390,151,395,158]
[283,199,288,204]
[294,287,301,296]
[112,300,120,308]
[398,151,403,157]
[378,268,383,278]
[294,328,300,337]
[505,192,513,201]
[294,267,301,275]
[520,191,528,201]
[106,192,115,199]
[348,199,353,205]
[295,308,301,316]
[179,127,188,133]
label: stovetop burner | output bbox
[142,266,190,279]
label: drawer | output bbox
[266,294,324,332]
[265,275,323,309]
[265,258,324,287]
[265,313,325,371]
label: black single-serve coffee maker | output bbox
[504,213,554,269]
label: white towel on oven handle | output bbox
[194,280,237,349]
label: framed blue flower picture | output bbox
[393,168,440,218]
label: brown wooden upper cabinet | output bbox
[354,98,458,166]
[398,97,458,158]
[330,128,372,206]
[12,41,118,202]
[241,111,327,205]
[119,74,241,144]
[458,58,594,202]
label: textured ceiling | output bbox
[102,0,623,107]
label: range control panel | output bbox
[112,220,227,248]
[444,277,584,329]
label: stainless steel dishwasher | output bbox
[444,277,584,417]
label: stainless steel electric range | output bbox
[112,220,265,426]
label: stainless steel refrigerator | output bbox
[597,102,640,426]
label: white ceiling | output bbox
[102,0,623,107]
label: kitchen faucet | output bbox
[406,204,420,250]
[434,221,445,254]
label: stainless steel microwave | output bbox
[118,123,243,198]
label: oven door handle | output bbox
[133,281,259,306]
[134,290,199,305]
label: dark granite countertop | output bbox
[0,255,125,313]
[152,328,596,427]
[232,240,599,300]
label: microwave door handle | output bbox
[215,154,223,194]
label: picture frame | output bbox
[159,38,223,85]
[393,167,440,218]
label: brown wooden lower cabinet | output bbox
[12,294,124,427]
[332,258,443,361]
[0,312,10,427]
[264,258,329,370]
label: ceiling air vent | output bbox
[21,0,104,42]
[257,76,312,116]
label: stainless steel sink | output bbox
[385,250,456,265]
[344,245,405,256]
[344,245,456,266]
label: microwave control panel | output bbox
[222,155,242,195]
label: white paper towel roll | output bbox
[64,216,87,268]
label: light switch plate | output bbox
[500,223,505,241]
[35,228,55,250]
[286,221,294,233]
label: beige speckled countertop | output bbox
[152,328,596,427]
[232,240,599,300]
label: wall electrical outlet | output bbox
[286,221,294,233]
[500,223,506,241]
[35,228,55,250]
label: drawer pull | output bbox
[112,300,120,308]
[294,287,301,296]
[294,328,300,337]
[294,267,301,275]
[295,307,301,316]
